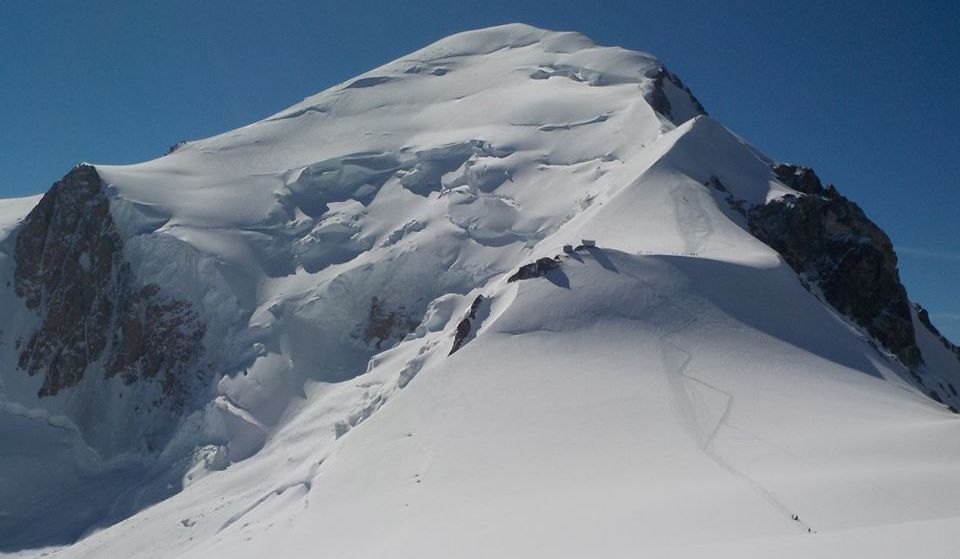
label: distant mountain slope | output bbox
[0,23,957,558]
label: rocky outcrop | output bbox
[449,296,484,355]
[166,141,186,155]
[108,284,206,400]
[507,257,561,283]
[646,66,708,123]
[363,296,419,350]
[748,170,921,368]
[14,164,207,405]
[915,303,960,362]
[772,163,824,195]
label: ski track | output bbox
[615,188,819,535]
[657,311,816,534]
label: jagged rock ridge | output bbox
[13,165,208,405]
[749,165,921,368]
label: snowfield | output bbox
[1,24,958,558]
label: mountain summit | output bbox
[1,24,958,558]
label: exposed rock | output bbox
[449,296,484,355]
[13,164,207,404]
[705,176,728,193]
[772,163,825,195]
[363,296,419,350]
[646,66,708,123]
[108,285,206,401]
[915,303,960,362]
[705,176,748,216]
[507,257,560,283]
[166,141,187,155]
[748,182,921,368]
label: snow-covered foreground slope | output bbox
[19,251,960,558]
[1,24,959,558]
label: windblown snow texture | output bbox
[1,24,958,559]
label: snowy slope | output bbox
[1,24,959,558]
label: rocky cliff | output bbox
[13,164,208,407]
[749,165,921,368]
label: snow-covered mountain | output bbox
[1,24,959,558]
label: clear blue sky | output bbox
[2,1,958,341]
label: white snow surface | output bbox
[1,24,959,558]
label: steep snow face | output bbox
[1,23,959,558]
[87,23,714,462]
